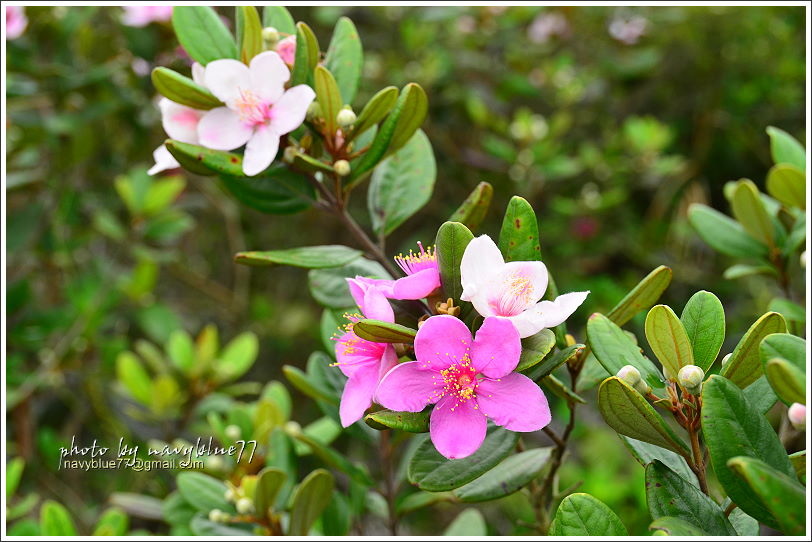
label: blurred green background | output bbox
[5,5,806,535]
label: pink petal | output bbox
[460,235,505,304]
[243,125,279,176]
[353,277,397,298]
[334,329,385,378]
[249,51,288,103]
[339,364,379,427]
[429,396,487,459]
[375,361,439,412]
[204,59,251,105]
[476,373,551,432]
[414,315,472,371]
[270,85,316,135]
[473,260,548,318]
[471,317,521,378]
[390,268,441,300]
[148,145,180,176]
[197,107,253,150]
[347,278,394,322]
[160,98,202,143]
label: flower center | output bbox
[490,271,535,316]
[435,355,479,408]
[235,89,271,126]
[394,242,437,276]
[330,314,385,369]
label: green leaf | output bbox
[587,313,664,389]
[166,330,195,375]
[516,329,556,372]
[435,221,474,309]
[235,245,362,269]
[92,508,129,536]
[39,500,77,536]
[728,505,760,536]
[448,181,493,231]
[408,427,518,491]
[720,312,787,388]
[164,140,243,177]
[766,126,806,171]
[262,6,295,35]
[291,22,319,86]
[768,298,806,323]
[116,352,153,405]
[143,176,186,216]
[760,332,805,368]
[743,375,778,414]
[282,364,339,405]
[679,291,725,372]
[542,374,587,404]
[353,319,416,343]
[6,457,24,498]
[324,17,363,104]
[349,86,398,141]
[365,408,430,433]
[308,259,390,309]
[368,129,436,236]
[286,430,372,486]
[176,472,233,513]
[766,164,806,209]
[497,196,541,262]
[789,450,806,481]
[730,179,775,247]
[214,332,258,382]
[620,436,698,487]
[606,266,672,327]
[728,456,805,535]
[313,66,342,136]
[649,517,707,536]
[454,448,552,502]
[396,491,454,515]
[524,344,584,381]
[723,263,776,280]
[190,515,254,536]
[172,7,237,65]
[764,358,805,405]
[646,461,737,535]
[254,467,287,520]
[645,304,694,377]
[701,375,795,528]
[151,68,221,110]
[218,169,315,215]
[550,493,628,536]
[236,6,263,63]
[687,204,769,259]
[598,377,690,455]
[443,509,487,535]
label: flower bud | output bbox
[236,497,254,514]
[208,509,223,522]
[334,160,351,177]
[633,380,652,396]
[284,421,302,436]
[261,27,279,46]
[677,365,704,395]
[283,145,298,163]
[788,403,806,431]
[801,251,807,268]
[224,488,236,502]
[306,101,322,121]
[721,353,732,365]
[336,107,357,128]
[617,365,642,386]
[224,424,241,440]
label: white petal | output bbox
[148,145,180,176]
[159,98,202,143]
[512,291,590,338]
[197,107,253,150]
[460,235,505,302]
[249,51,289,103]
[191,62,206,86]
[242,125,280,176]
[269,85,316,134]
[204,59,251,105]
[507,311,546,338]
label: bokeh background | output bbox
[5,5,806,535]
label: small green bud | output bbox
[262,26,279,46]
[283,146,298,163]
[334,159,351,177]
[208,509,223,522]
[617,365,642,386]
[336,107,357,128]
[224,488,236,502]
[677,365,704,395]
[633,379,652,396]
[236,497,254,514]
[224,425,241,440]
[306,101,322,121]
[206,455,224,471]
[284,421,302,436]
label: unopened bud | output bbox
[236,497,254,514]
[261,26,279,46]
[334,159,351,177]
[306,101,321,121]
[617,365,642,386]
[224,488,236,502]
[208,509,223,522]
[283,146,298,163]
[633,380,652,396]
[788,403,806,431]
[721,353,732,365]
[336,107,357,128]
[677,365,704,395]
[206,455,224,471]
[224,425,241,440]
[284,421,302,436]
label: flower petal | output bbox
[197,107,253,150]
[502,312,542,338]
[471,317,521,378]
[390,268,441,300]
[248,51,289,103]
[160,98,203,143]
[270,84,316,135]
[481,260,548,316]
[148,145,180,176]
[334,329,384,378]
[429,396,487,459]
[242,125,279,176]
[191,62,206,86]
[375,361,439,412]
[339,364,379,427]
[414,315,472,371]
[460,235,505,304]
[476,373,551,432]
[204,59,251,105]
[347,278,394,322]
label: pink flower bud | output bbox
[276,35,296,66]
[788,403,806,431]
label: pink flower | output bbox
[376,315,551,459]
[198,51,315,176]
[6,6,27,40]
[334,279,398,427]
[357,242,441,300]
[121,6,173,28]
[527,12,569,44]
[608,15,648,45]
[149,63,207,175]
[275,35,296,66]
[460,235,588,338]
[788,403,806,431]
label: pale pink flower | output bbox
[460,235,589,338]
[788,403,806,431]
[608,15,648,45]
[527,12,569,44]
[198,51,315,176]
[6,6,27,40]
[356,242,441,300]
[149,63,207,175]
[334,279,398,427]
[121,6,173,28]
[376,315,551,459]
[275,35,296,66]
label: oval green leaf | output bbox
[176,472,233,513]
[524,344,584,381]
[353,319,417,343]
[620,436,698,487]
[324,17,362,104]
[288,469,334,535]
[687,203,769,259]
[448,181,493,232]
[497,196,541,262]
[766,164,806,210]
[587,314,664,389]
[720,312,787,388]
[606,265,672,326]
[314,66,342,136]
[348,86,398,141]
[453,448,552,502]
[364,408,430,433]
[764,358,805,405]
[39,501,77,536]
[679,290,725,372]
[759,332,805,368]
[151,68,221,110]
[235,245,362,269]
[550,493,628,536]
[291,22,319,86]
[435,221,474,309]
[254,467,287,521]
[645,304,694,377]
[172,7,237,65]
[766,126,805,172]
[516,329,556,372]
[262,6,295,35]
[730,179,775,247]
